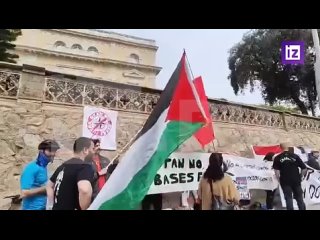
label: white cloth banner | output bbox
[82,106,118,150]
[148,152,320,207]
[148,152,277,195]
[223,154,278,190]
[251,145,320,207]
[280,167,320,208]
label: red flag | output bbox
[252,145,282,160]
[252,145,282,156]
[193,77,215,147]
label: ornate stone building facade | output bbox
[12,29,161,88]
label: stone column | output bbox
[281,112,290,131]
[18,64,45,101]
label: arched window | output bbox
[129,53,140,64]
[88,46,99,53]
[54,41,66,48]
[71,44,83,50]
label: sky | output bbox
[108,29,265,105]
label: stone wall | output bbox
[2,62,320,209]
[0,99,147,201]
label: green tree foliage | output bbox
[0,29,21,63]
[228,29,319,116]
[257,104,300,114]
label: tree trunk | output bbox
[311,104,316,116]
[289,82,309,115]
[292,97,308,115]
[307,89,316,116]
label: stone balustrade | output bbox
[1,61,320,134]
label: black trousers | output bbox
[281,183,306,210]
[142,194,162,210]
[266,190,275,210]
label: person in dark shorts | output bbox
[273,143,307,210]
[46,137,95,210]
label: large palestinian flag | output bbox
[89,52,207,210]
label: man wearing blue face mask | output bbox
[20,140,60,210]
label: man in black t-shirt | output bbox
[46,137,95,210]
[273,143,307,210]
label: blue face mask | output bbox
[36,151,52,167]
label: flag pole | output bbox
[109,50,202,165]
[184,50,208,122]
[105,126,143,169]
[311,29,320,108]
[211,140,216,152]
[185,49,215,152]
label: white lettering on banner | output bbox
[148,152,277,195]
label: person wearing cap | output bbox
[20,140,60,210]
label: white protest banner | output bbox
[148,152,205,194]
[148,152,320,207]
[223,154,278,191]
[148,152,277,195]
[82,106,118,150]
[280,167,320,208]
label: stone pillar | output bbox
[18,64,45,101]
[281,112,289,131]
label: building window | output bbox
[71,44,83,50]
[54,41,66,48]
[88,46,99,53]
[129,54,140,64]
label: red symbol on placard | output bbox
[87,111,112,137]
